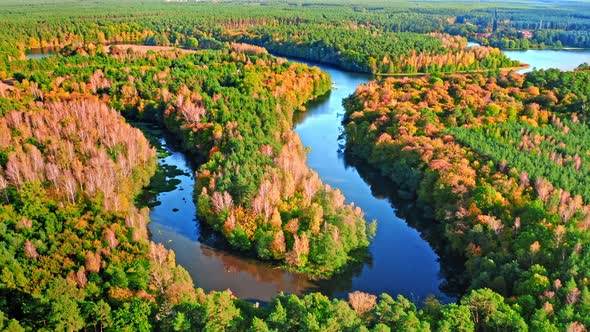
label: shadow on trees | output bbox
[0,288,49,329]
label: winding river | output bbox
[146,48,590,302]
[143,132,315,302]
[25,48,451,303]
[27,46,588,303]
[144,60,452,303]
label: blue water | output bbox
[292,60,452,302]
[505,49,590,73]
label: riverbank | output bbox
[134,122,319,301]
[22,43,452,303]
[138,52,453,302]
[136,51,455,303]
[291,58,452,303]
[499,46,589,51]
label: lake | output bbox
[466,42,590,73]
[504,49,590,73]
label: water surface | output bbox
[25,48,54,59]
[292,60,452,302]
[504,49,590,73]
[146,135,315,302]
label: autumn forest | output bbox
[1,0,590,331]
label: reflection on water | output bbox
[25,48,55,60]
[292,59,453,303]
[342,153,467,299]
[144,132,317,302]
[150,222,316,302]
[143,58,456,303]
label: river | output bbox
[144,46,590,302]
[142,59,452,303]
[27,45,586,304]
[27,48,451,303]
[142,129,316,302]
[149,44,590,302]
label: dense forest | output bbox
[0,5,522,76]
[1,0,590,330]
[344,67,590,328]
[0,40,384,326]
[0,0,588,69]
[2,0,590,76]
[229,28,520,74]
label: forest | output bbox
[2,0,590,75]
[1,0,590,330]
[229,27,520,74]
[1,38,383,319]
[344,66,590,328]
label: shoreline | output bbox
[375,63,530,77]
[500,47,589,51]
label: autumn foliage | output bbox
[0,98,155,211]
[344,68,590,327]
[4,41,373,278]
[0,77,196,331]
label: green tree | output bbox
[461,288,527,331]
[375,294,429,331]
[0,311,25,332]
[203,292,240,332]
[248,317,272,332]
[50,297,85,332]
[186,37,199,49]
[267,299,288,329]
[437,304,474,332]
[111,298,152,332]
